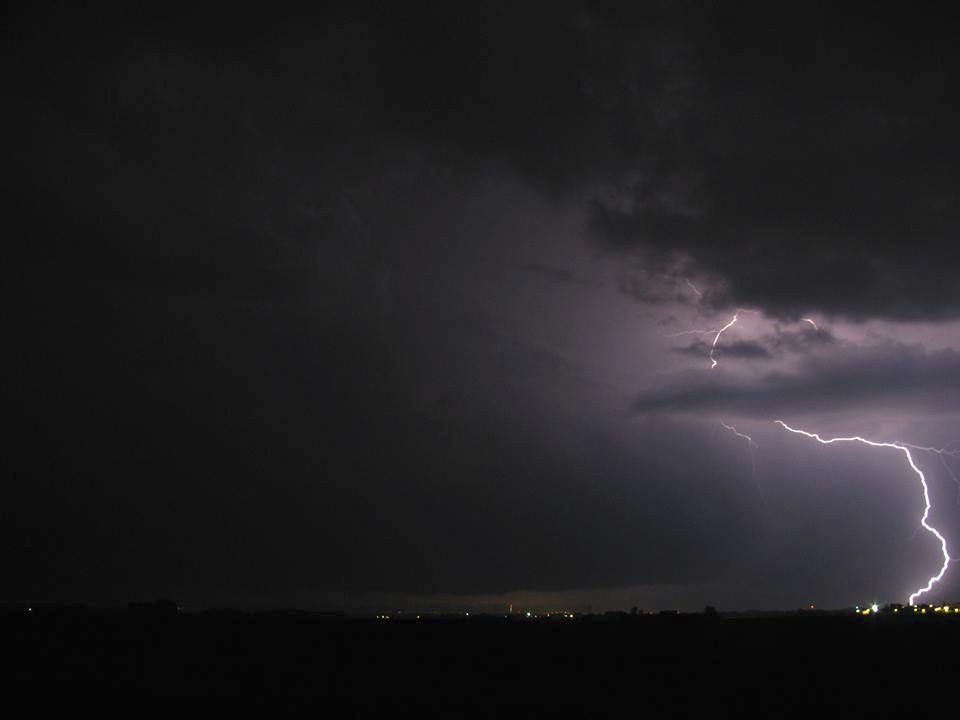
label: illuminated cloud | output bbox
[635,344,960,418]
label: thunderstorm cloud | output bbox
[635,344,960,418]
[6,3,960,610]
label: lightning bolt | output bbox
[720,421,758,449]
[708,314,741,368]
[669,309,758,368]
[685,279,703,298]
[802,318,819,331]
[899,443,960,505]
[668,328,719,338]
[721,421,763,502]
[775,420,952,606]
[940,453,960,505]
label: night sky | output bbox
[6,3,960,612]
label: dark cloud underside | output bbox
[635,344,960,418]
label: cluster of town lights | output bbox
[374,610,577,620]
[856,604,959,615]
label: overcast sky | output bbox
[6,3,960,611]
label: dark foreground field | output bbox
[4,608,959,717]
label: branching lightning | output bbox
[721,421,762,501]
[658,296,956,605]
[775,420,952,605]
[669,309,756,369]
[668,328,720,337]
[940,452,960,504]
[899,443,960,505]
[720,421,758,449]
[708,314,741,368]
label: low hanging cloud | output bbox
[635,343,960,418]
[672,324,834,362]
[673,338,772,361]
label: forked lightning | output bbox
[775,420,951,605]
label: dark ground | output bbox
[4,607,959,717]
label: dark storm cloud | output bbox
[672,325,833,361]
[673,339,772,361]
[520,263,601,290]
[16,4,954,324]
[635,343,960,418]
[618,272,696,305]
[766,326,836,353]
[582,7,960,322]
[352,3,960,322]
